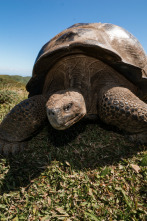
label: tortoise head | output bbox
[46,90,86,130]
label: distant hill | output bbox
[0,75,31,86]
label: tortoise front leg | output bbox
[98,86,147,143]
[0,95,47,155]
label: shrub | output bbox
[0,90,18,104]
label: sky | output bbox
[0,0,147,76]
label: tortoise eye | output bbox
[63,103,73,111]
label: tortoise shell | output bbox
[26,23,147,97]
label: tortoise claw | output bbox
[0,139,27,156]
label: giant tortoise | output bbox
[0,23,147,154]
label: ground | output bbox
[0,75,146,220]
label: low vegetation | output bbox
[0,75,29,122]
[0,75,30,87]
[0,75,146,220]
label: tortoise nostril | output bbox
[51,110,55,115]
[48,109,55,116]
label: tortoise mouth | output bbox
[50,113,86,130]
[64,112,86,128]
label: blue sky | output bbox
[0,0,147,76]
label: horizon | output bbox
[0,73,31,77]
[0,0,147,77]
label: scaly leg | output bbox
[98,86,147,143]
[0,95,47,155]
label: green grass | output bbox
[0,76,147,220]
